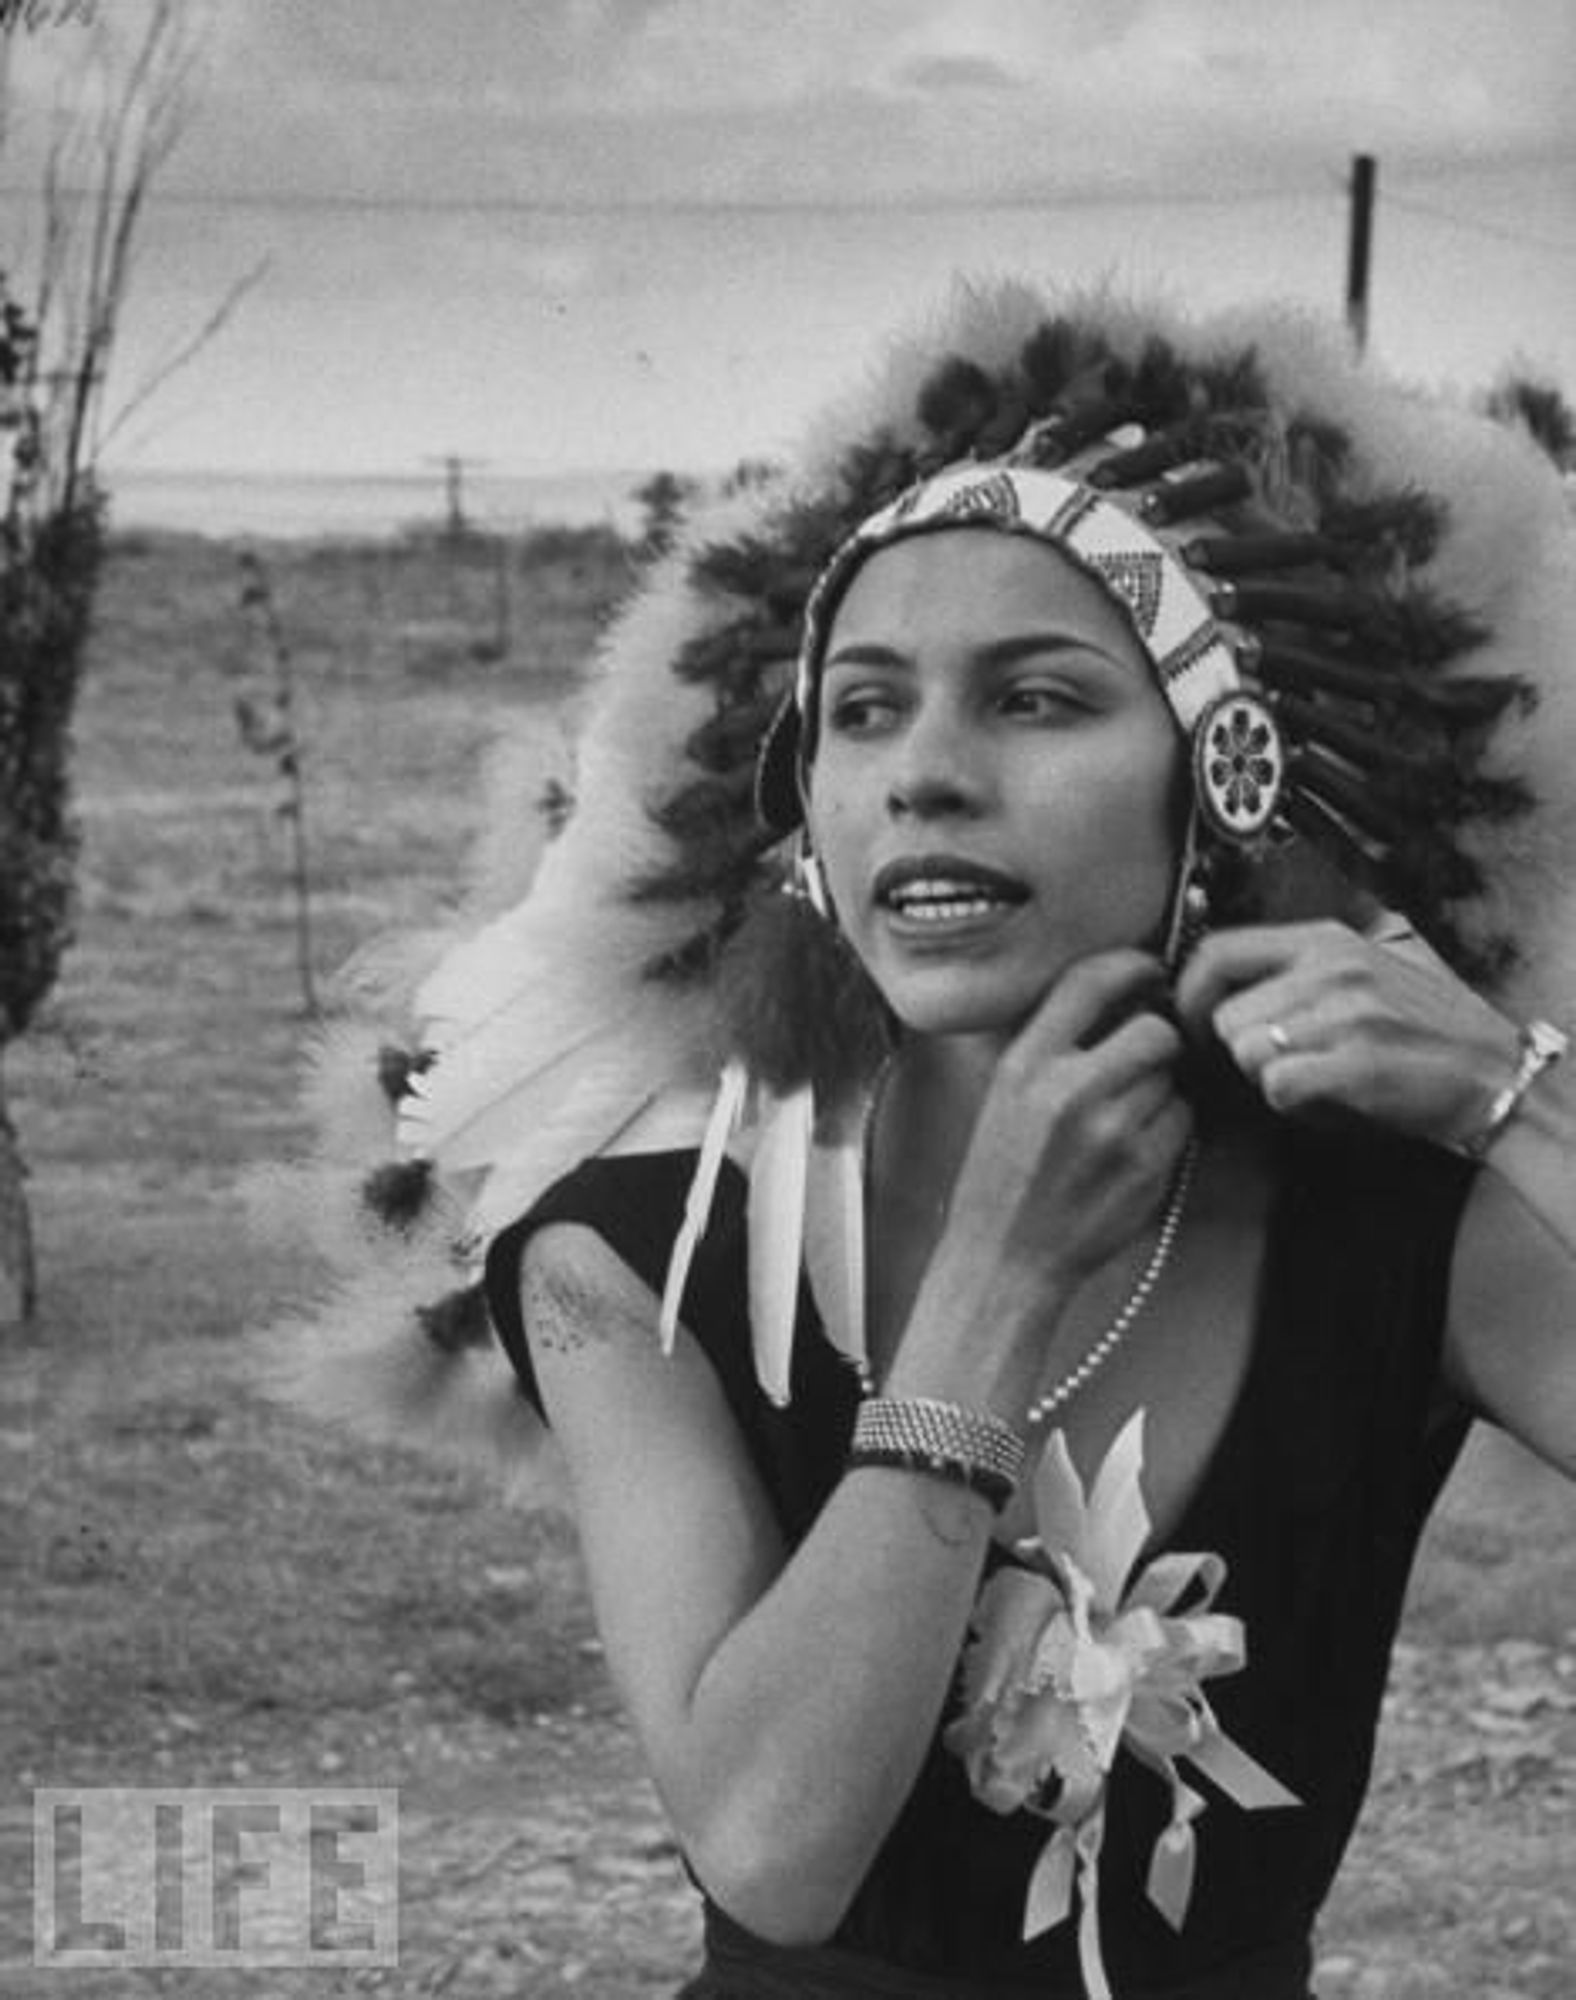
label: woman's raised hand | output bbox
[944,948,1193,1295]
[1174,919,1523,1151]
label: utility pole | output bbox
[1346,153,1377,356]
[422,454,489,618]
[423,453,486,538]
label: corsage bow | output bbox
[943,1410,1298,2000]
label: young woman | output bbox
[288,286,1576,1997]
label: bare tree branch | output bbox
[98,252,272,453]
[4,0,210,510]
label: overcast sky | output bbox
[4,0,1575,488]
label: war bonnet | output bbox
[258,280,1576,1479]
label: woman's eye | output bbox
[998,682,1079,719]
[826,691,900,734]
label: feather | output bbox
[747,1084,814,1407]
[1273,694,1430,778]
[462,1080,715,1246]
[1140,461,1250,525]
[401,1000,650,1167]
[461,1084,719,1251]
[1181,531,1335,575]
[251,1276,561,1510]
[1254,641,1386,709]
[716,888,892,1101]
[401,893,716,1177]
[412,885,687,1038]
[1086,429,1194,489]
[416,1284,493,1352]
[683,693,785,776]
[659,1060,749,1354]
[299,1018,405,1164]
[1216,581,1365,630]
[1294,749,1408,843]
[362,1157,435,1232]
[403,896,719,1244]
[803,1122,868,1382]
[1279,790,1387,876]
[377,1043,434,1107]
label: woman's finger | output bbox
[1209,969,1322,1055]
[985,1015,1183,1173]
[1174,920,1356,1035]
[1144,1095,1196,1166]
[1094,1055,1183,1136]
[1006,950,1169,1068]
[1249,1048,1372,1118]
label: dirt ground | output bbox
[4,1588,1572,1998]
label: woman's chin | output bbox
[880,975,1046,1045]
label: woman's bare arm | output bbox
[525,1221,1001,1944]
[1444,1063,1576,1475]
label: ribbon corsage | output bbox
[943,1410,1298,2000]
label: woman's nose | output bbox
[884,702,986,820]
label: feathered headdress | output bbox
[255,281,1576,1481]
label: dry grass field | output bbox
[0,525,1573,1998]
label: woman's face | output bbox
[804,527,1186,1042]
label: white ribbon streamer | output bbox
[802,1121,868,1382]
[659,1059,749,1353]
[745,1082,815,1407]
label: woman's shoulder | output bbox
[523,1144,711,1216]
[491,1147,739,1279]
[482,1148,746,1417]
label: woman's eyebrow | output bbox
[977,633,1127,669]
[824,633,1134,673]
[822,641,915,672]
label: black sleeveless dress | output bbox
[485,1122,1475,1998]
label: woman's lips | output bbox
[872,855,1030,934]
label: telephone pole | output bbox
[423,453,487,538]
[1345,153,1377,356]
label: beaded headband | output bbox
[755,449,1282,849]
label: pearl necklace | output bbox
[850,1089,1199,1418]
[1024,1137,1199,1427]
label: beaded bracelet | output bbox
[848,1396,1027,1515]
[1460,1018,1569,1161]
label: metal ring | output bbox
[1268,1022,1293,1054]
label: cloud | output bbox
[27,0,1548,228]
[893,53,1024,95]
[14,0,1576,188]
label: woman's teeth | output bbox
[903,899,996,922]
[887,880,1014,921]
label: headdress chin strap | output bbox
[1159,806,1209,975]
